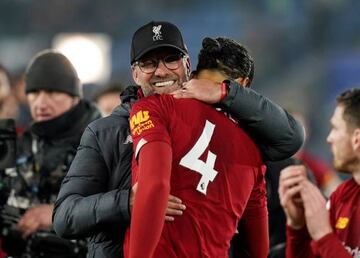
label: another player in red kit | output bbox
[279,88,360,258]
[127,93,265,258]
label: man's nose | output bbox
[154,60,169,76]
[326,133,332,144]
[34,92,50,108]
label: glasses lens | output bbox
[164,54,182,70]
[139,59,157,73]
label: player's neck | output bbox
[196,69,226,83]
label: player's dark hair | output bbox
[196,37,254,86]
[336,88,360,130]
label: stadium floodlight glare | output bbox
[53,33,111,84]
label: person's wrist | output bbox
[287,218,305,230]
[312,227,333,241]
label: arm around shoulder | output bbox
[220,81,305,161]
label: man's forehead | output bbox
[331,105,346,125]
[334,105,345,118]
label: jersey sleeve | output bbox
[128,96,174,257]
[312,233,352,258]
[129,141,172,258]
[286,226,315,258]
[236,165,268,258]
[235,214,269,258]
[129,96,171,158]
[241,165,267,219]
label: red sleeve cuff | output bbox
[285,225,314,258]
[312,232,352,258]
[314,232,336,247]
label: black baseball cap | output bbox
[130,21,188,64]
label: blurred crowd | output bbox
[0,12,359,258]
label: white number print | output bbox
[179,120,218,195]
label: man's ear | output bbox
[72,97,80,106]
[131,66,140,85]
[235,77,250,88]
[352,128,360,152]
[185,57,191,80]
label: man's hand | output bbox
[17,204,54,238]
[164,195,186,222]
[171,79,222,104]
[278,165,307,229]
[300,180,332,240]
[130,182,186,222]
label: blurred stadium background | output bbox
[1,0,360,164]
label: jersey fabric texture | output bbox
[286,178,360,258]
[127,94,266,258]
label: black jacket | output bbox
[3,100,101,257]
[18,100,101,202]
[220,81,304,161]
[53,89,136,258]
[53,84,304,258]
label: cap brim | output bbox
[132,44,188,64]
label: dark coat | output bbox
[2,100,101,257]
[21,100,101,201]
[53,90,136,258]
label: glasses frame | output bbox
[133,53,185,74]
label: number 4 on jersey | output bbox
[179,120,218,195]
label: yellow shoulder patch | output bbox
[130,110,154,136]
[130,110,150,129]
[335,217,349,229]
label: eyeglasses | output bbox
[133,53,184,74]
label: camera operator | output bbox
[1,50,101,258]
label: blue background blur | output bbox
[1,0,360,163]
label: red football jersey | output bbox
[286,178,360,258]
[129,94,265,257]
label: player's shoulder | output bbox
[330,178,357,202]
[134,94,198,111]
[135,94,174,106]
[132,94,162,112]
[130,94,179,123]
[336,178,357,192]
[132,94,206,117]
